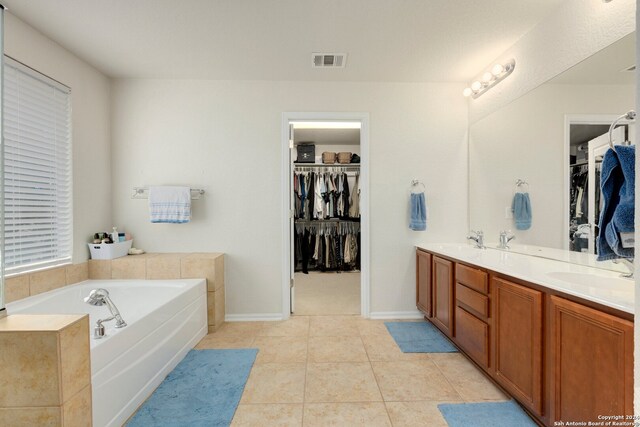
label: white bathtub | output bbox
[7,279,208,427]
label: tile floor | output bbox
[195,316,509,426]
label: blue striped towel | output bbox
[149,186,191,223]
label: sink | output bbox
[546,272,634,300]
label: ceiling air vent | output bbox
[312,53,347,68]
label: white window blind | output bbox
[3,57,72,274]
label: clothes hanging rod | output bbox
[294,164,360,168]
[131,187,205,200]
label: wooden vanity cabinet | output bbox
[454,263,490,370]
[432,256,454,337]
[492,277,543,416]
[548,296,633,423]
[416,250,432,317]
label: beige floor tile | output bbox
[305,362,382,403]
[371,360,461,402]
[294,272,360,315]
[385,401,453,427]
[307,336,368,363]
[253,336,308,364]
[231,404,303,426]
[309,316,360,337]
[260,317,310,337]
[195,334,255,349]
[356,319,391,336]
[216,321,266,337]
[241,363,306,404]
[361,334,430,362]
[303,402,391,427]
[429,353,509,402]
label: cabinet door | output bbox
[432,256,454,337]
[493,277,543,416]
[549,296,633,423]
[416,250,432,317]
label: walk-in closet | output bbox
[290,122,361,315]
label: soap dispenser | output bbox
[111,227,119,244]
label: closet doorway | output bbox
[281,113,370,319]
[565,116,635,253]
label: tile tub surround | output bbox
[196,316,511,426]
[3,253,225,332]
[0,314,92,426]
[4,263,89,303]
[89,253,225,332]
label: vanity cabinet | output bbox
[432,256,454,337]
[414,248,634,427]
[416,250,432,317]
[454,263,490,370]
[492,277,543,416]
[548,296,633,423]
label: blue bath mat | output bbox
[384,321,458,353]
[126,348,258,427]
[438,400,537,427]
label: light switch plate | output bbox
[505,206,513,219]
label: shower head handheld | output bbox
[84,288,110,306]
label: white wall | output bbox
[469,0,635,122]
[111,80,468,317]
[469,83,634,248]
[4,14,112,263]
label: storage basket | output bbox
[322,152,337,164]
[296,143,315,163]
[337,152,352,164]
[88,240,133,260]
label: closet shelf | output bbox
[295,218,360,223]
[294,163,360,167]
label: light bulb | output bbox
[482,72,493,83]
[471,81,482,92]
[491,63,504,76]
[462,87,472,97]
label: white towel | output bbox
[149,186,191,223]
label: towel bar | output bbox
[132,187,205,200]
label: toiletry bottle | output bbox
[111,227,119,244]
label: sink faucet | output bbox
[498,230,515,249]
[467,230,485,249]
[84,288,127,339]
[612,258,634,279]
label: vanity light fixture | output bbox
[463,59,516,99]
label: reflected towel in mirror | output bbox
[512,192,531,230]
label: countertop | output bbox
[417,243,634,314]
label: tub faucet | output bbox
[498,230,515,249]
[467,230,485,249]
[612,258,634,279]
[84,288,127,339]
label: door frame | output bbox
[563,114,634,251]
[281,112,371,319]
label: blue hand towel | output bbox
[410,192,426,231]
[512,192,531,230]
[597,145,635,261]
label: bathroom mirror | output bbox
[468,31,635,270]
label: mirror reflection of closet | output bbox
[568,125,628,254]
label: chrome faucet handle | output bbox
[467,230,485,249]
[498,230,515,249]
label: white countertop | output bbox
[417,243,634,314]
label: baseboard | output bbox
[225,313,284,322]
[369,310,425,320]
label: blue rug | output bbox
[438,400,537,427]
[126,349,258,427]
[385,321,458,353]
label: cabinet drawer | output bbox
[456,283,489,319]
[455,263,488,294]
[455,306,489,369]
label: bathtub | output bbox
[7,279,208,427]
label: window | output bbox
[3,57,72,274]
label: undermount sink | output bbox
[546,272,633,299]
